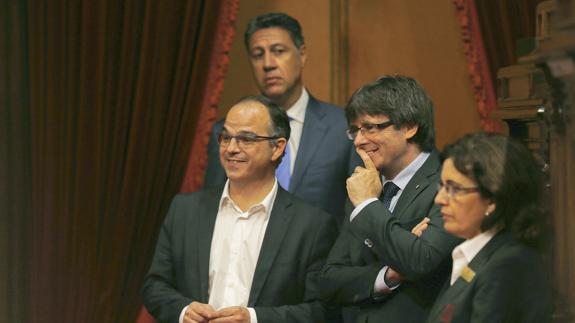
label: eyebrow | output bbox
[221,128,257,136]
[444,179,465,187]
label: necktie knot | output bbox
[381,181,400,210]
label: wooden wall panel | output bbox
[346,0,481,148]
[219,0,481,148]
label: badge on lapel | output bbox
[460,265,476,283]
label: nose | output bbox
[434,187,449,206]
[263,52,277,70]
[353,130,369,147]
[225,138,241,153]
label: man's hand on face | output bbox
[209,306,251,323]
[347,148,383,207]
[184,302,217,323]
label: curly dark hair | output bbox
[441,132,546,248]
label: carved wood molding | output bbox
[453,0,502,132]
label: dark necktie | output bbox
[381,181,400,210]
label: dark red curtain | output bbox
[453,0,542,131]
[1,1,238,322]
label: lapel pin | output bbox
[415,184,420,189]
[461,266,476,283]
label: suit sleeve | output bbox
[348,199,460,280]
[141,196,194,323]
[203,120,227,188]
[320,219,385,304]
[254,212,340,323]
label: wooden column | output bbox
[492,0,575,321]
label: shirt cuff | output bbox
[374,266,401,294]
[179,305,188,323]
[248,307,258,323]
[350,198,379,222]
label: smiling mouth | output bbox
[226,159,246,164]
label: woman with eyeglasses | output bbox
[425,132,552,323]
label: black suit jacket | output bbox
[142,186,339,323]
[321,150,462,323]
[426,231,552,323]
[203,95,360,222]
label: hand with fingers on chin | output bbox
[347,148,382,207]
[184,302,216,323]
[209,306,250,323]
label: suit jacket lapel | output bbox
[195,186,223,302]
[428,231,513,320]
[290,96,327,192]
[248,188,294,305]
[393,149,441,218]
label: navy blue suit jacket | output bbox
[204,95,360,222]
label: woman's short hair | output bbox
[441,132,546,247]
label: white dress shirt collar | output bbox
[381,151,430,212]
[450,228,498,285]
[382,151,430,191]
[219,179,278,218]
[285,88,309,123]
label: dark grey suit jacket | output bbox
[203,95,360,222]
[321,150,462,323]
[142,186,339,323]
[426,231,552,323]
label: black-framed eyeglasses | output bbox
[437,181,479,199]
[346,120,394,140]
[218,131,280,148]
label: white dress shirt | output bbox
[450,228,497,285]
[349,152,430,293]
[179,180,278,323]
[284,88,309,174]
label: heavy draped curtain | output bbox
[1,1,238,322]
[453,0,542,131]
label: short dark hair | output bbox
[345,75,435,152]
[244,12,304,49]
[232,95,291,166]
[442,132,546,248]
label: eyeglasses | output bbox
[346,120,394,140]
[437,181,479,199]
[218,131,280,148]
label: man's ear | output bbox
[404,123,419,140]
[298,44,307,67]
[271,138,287,163]
[486,202,496,216]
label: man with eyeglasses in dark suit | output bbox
[320,75,461,323]
[143,95,338,323]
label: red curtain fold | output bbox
[453,0,542,132]
[0,0,238,322]
[137,1,240,322]
[180,0,240,193]
[453,0,502,132]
